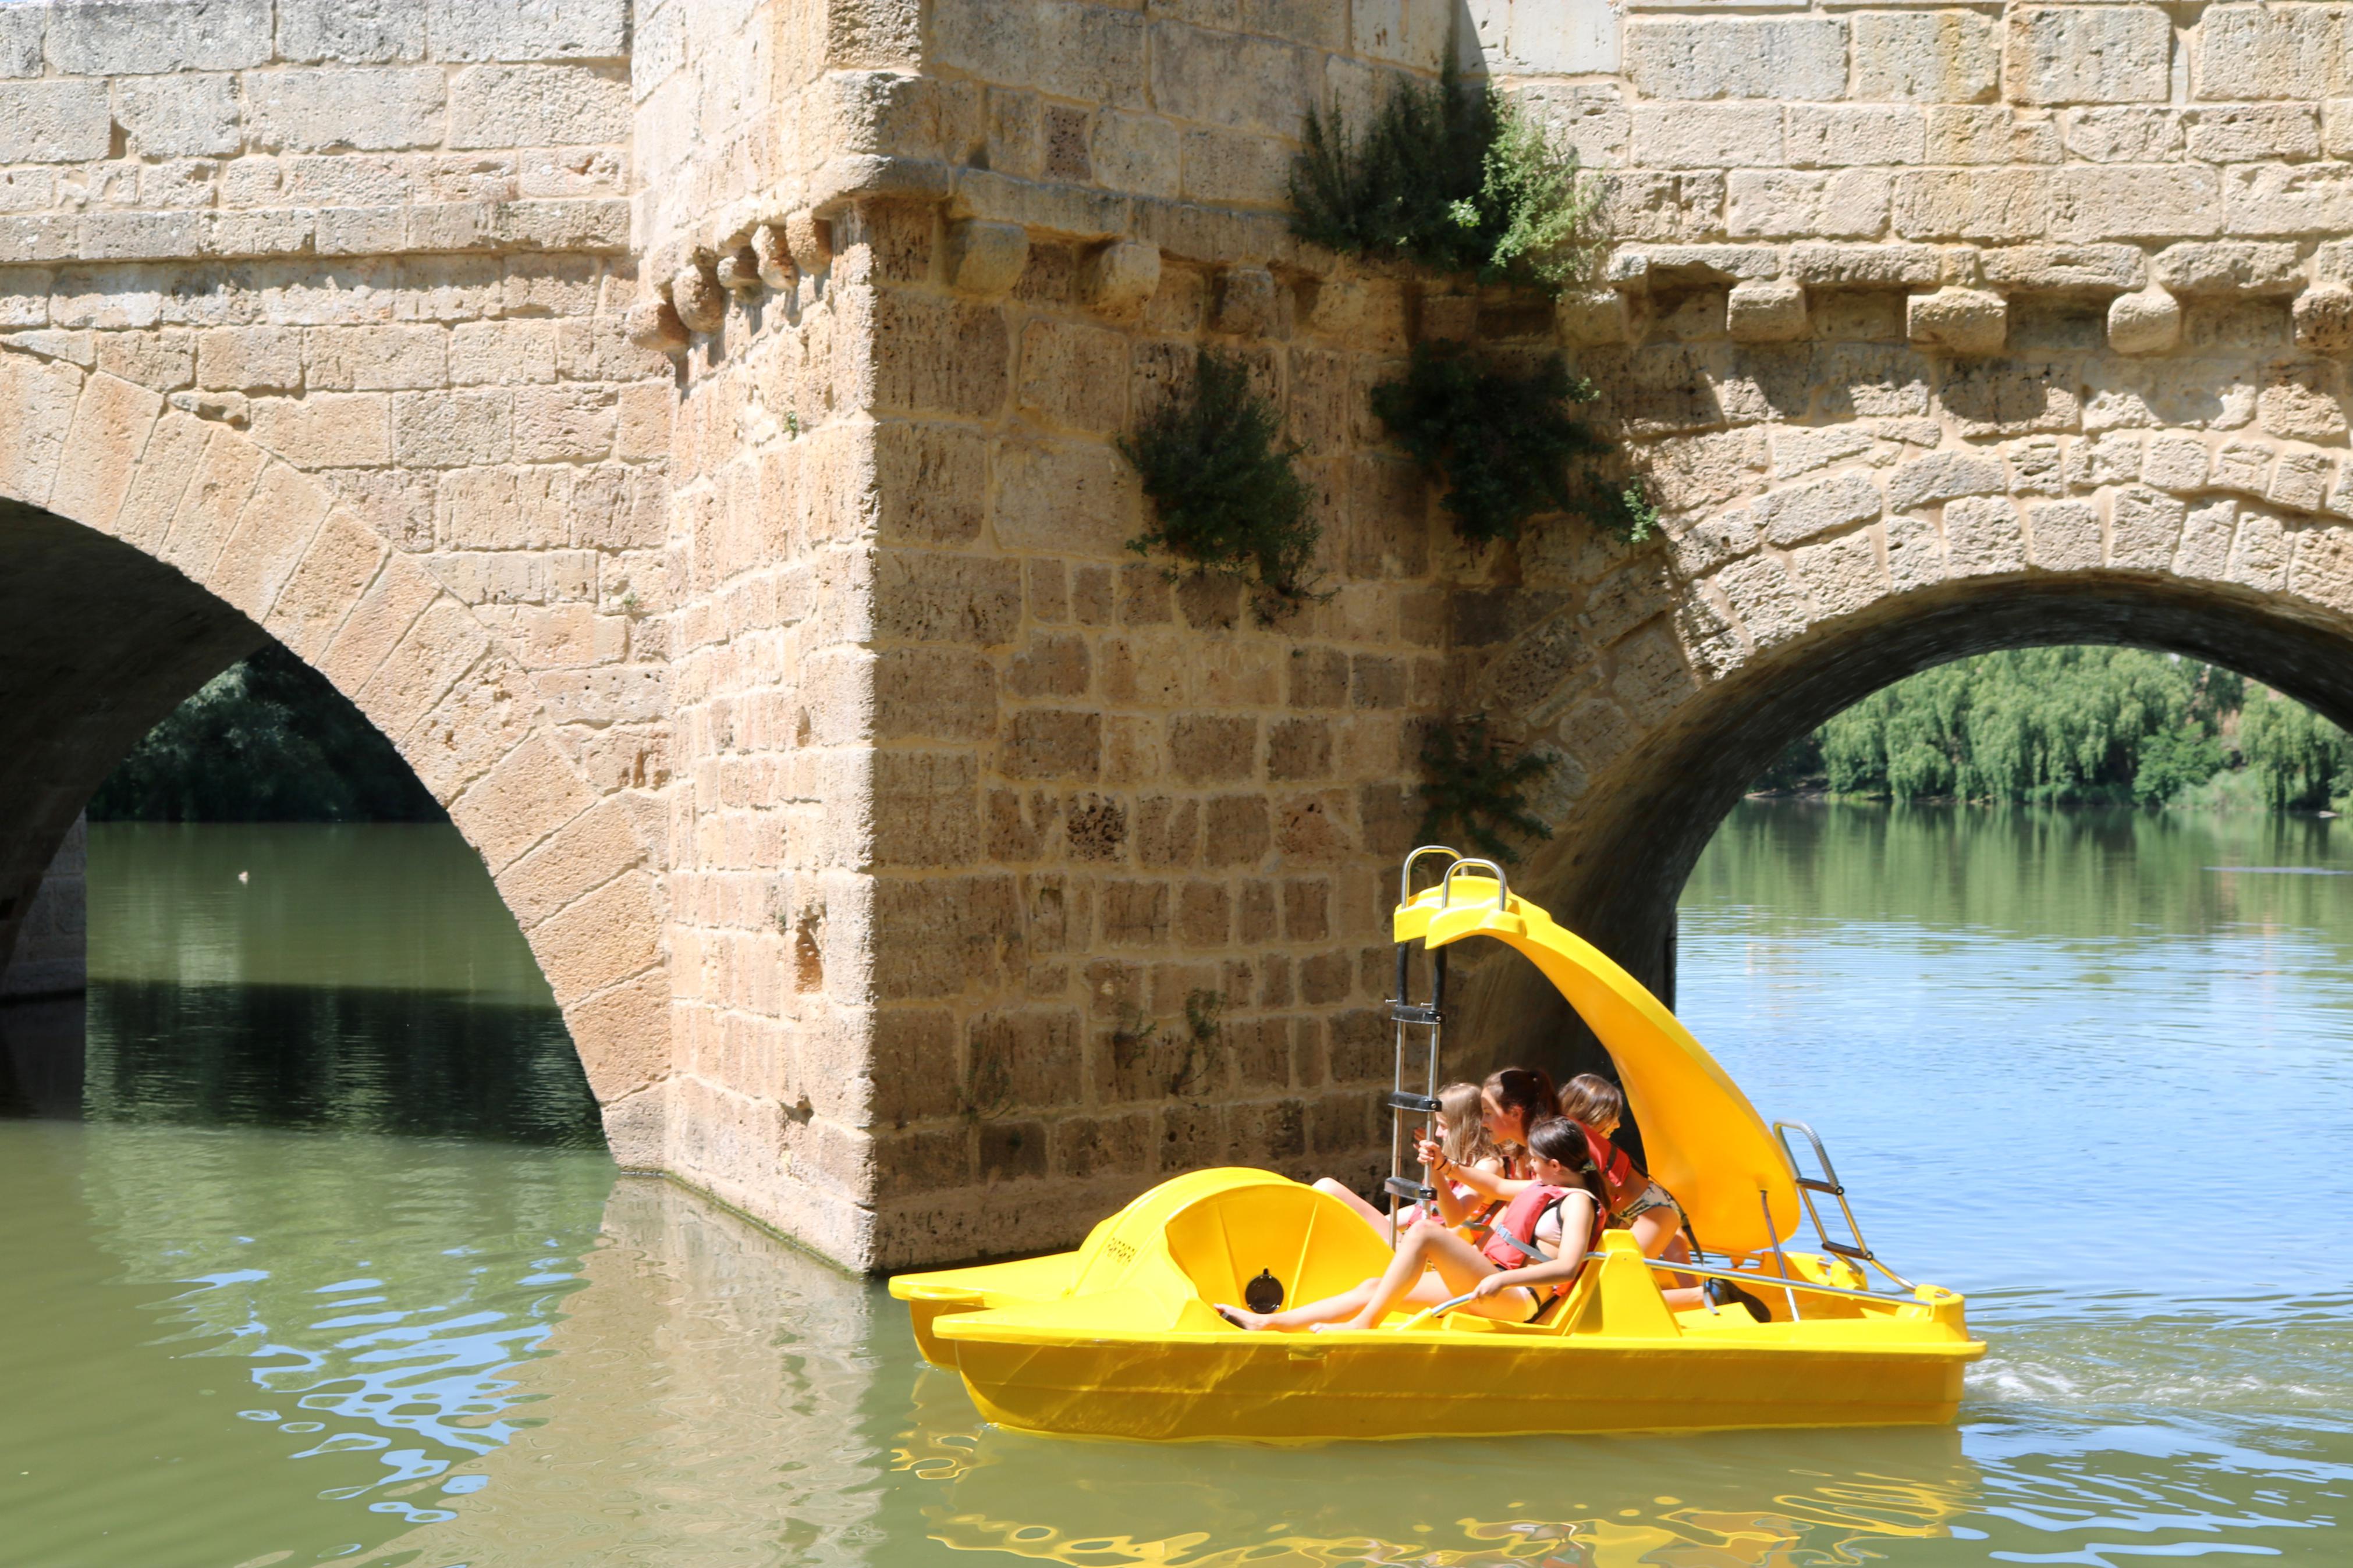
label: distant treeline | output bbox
[1758,648,2352,810]
[91,643,446,823]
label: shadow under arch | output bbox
[1460,567,2353,1082]
[0,350,668,1160]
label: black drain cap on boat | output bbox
[1244,1270,1283,1313]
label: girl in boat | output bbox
[1557,1072,1694,1266]
[1314,1081,1504,1242]
[1220,1118,1605,1332]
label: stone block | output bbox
[2027,499,2102,571]
[1755,471,1882,547]
[1726,171,1889,240]
[47,0,271,74]
[2295,288,2353,356]
[1890,450,2007,511]
[1629,103,1783,168]
[277,0,427,62]
[624,297,687,354]
[115,74,242,158]
[1907,287,2008,355]
[993,438,1138,553]
[1080,240,1161,317]
[2109,485,2188,569]
[246,67,449,153]
[1726,279,1808,343]
[2198,3,2338,101]
[1180,123,1292,206]
[2005,5,2171,106]
[2175,499,2237,580]
[1981,244,2145,294]
[426,0,626,62]
[449,63,630,148]
[946,220,1028,298]
[2051,166,2220,241]
[2186,104,2322,163]
[1148,20,1315,136]
[2153,240,2305,295]
[51,372,161,531]
[1786,105,1926,168]
[0,7,40,76]
[2108,285,2184,355]
[0,81,109,163]
[1852,9,1999,103]
[2224,164,2353,236]
[1787,243,1942,289]
[1944,494,2027,575]
[1624,16,1846,100]
[1893,168,2052,241]
[1929,105,2062,165]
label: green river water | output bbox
[2,808,2350,1566]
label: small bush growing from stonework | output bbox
[1119,349,1321,606]
[1372,341,1655,547]
[1417,714,1554,865]
[1289,55,1598,293]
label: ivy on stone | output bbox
[1417,714,1554,865]
[1118,349,1320,607]
[1371,340,1655,546]
[1289,54,1598,294]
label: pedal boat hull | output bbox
[891,1168,1983,1442]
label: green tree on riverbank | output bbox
[1759,648,2350,810]
[91,643,446,823]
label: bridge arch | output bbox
[1460,428,2353,1076]
[0,347,669,1161]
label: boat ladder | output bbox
[1384,846,1470,1240]
[1773,1119,1914,1292]
[1385,849,1518,1240]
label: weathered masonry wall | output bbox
[22,2,2353,1271]
[0,0,677,1162]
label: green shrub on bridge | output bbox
[1416,713,1554,865]
[1118,349,1321,610]
[1289,55,1599,294]
[1371,342,1656,547]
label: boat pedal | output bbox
[1244,1270,1283,1314]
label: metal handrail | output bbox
[1399,844,1461,903]
[1439,857,1510,912]
[1773,1119,1915,1292]
[1581,1253,1937,1308]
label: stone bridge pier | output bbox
[8,0,2353,1268]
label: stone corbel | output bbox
[945,220,1030,298]
[2107,284,2182,356]
[626,295,689,356]
[1080,239,1160,317]
[1905,287,2007,357]
[669,254,726,333]
[1212,265,1280,335]
[2294,287,2353,356]
[750,223,794,291]
[785,211,833,275]
[1726,279,1807,343]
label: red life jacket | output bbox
[1477,1184,1598,1286]
[1576,1122,1645,1217]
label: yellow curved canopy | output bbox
[1395,875,1801,1257]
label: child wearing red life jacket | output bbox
[1219,1119,1605,1334]
[1557,1073,1692,1263]
[1313,1081,1506,1242]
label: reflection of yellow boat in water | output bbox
[892,852,1985,1441]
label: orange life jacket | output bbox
[1477,1183,1598,1288]
[1576,1122,1646,1218]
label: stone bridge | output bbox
[4,0,2353,1268]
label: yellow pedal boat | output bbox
[892,853,1985,1441]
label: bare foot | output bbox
[1215,1304,1272,1331]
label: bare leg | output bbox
[1632,1211,1698,1289]
[1327,1225,1511,1332]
